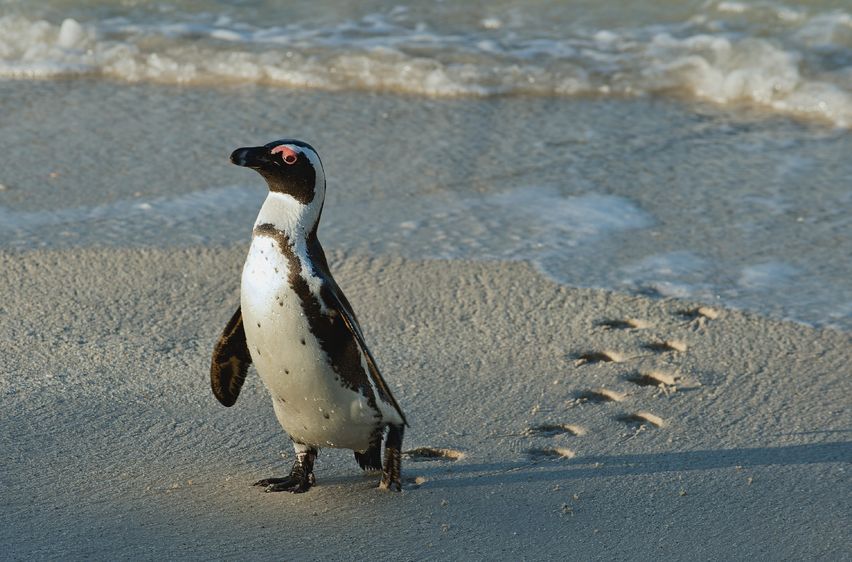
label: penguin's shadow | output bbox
[407,441,851,490]
[308,471,387,490]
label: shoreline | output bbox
[1,79,849,330]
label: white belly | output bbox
[240,236,380,450]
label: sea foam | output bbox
[0,4,849,126]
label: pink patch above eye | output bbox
[271,145,299,164]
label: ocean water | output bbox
[0,1,850,330]
[1,0,850,125]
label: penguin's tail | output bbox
[354,443,382,472]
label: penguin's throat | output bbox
[254,191,321,235]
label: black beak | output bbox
[230,146,269,168]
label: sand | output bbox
[1,246,849,560]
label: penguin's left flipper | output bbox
[210,306,252,407]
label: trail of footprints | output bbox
[398,307,718,486]
[525,306,718,459]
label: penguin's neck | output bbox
[254,191,322,239]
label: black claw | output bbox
[265,481,294,493]
[255,472,315,493]
[265,477,311,493]
[253,477,288,487]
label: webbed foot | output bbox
[253,472,315,493]
[254,447,317,493]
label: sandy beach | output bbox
[1,1,851,557]
[1,246,849,560]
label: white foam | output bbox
[622,251,708,279]
[644,33,852,127]
[738,262,799,289]
[57,18,86,49]
[0,7,850,125]
[487,188,652,240]
[321,185,653,263]
[0,186,259,247]
[618,251,714,299]
[480,18,502,30]
[716,2,748,14]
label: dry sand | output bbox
[1,247,849,560]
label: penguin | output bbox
[210,139,407,493]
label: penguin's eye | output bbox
[271,145,299,165]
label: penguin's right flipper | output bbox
[210,306,252,407]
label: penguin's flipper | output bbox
[210,306,252,407]
[322,281,408,427]
[308,234,408,427]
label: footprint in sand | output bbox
[573,388,626,404]
[573,350,627,366]
[642,339,688,353]
[616,411,665,428]
[626,368,679,387]
[524,423,587,437]
[680,306,719,321]
[595,318,652,330]
[521,423,586,461]
[403,447,465,462]
[402,475,430,489]
[527,447,576,460]
[401,448,465,488]
[572,339,684,367]
[679,306,720,328]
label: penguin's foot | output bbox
[379,425,404,492]
[378,450,401,491]
[253,471,315,493]
[254,449,317,493]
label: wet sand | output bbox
[1,80,850,329]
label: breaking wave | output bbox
[0,1,850,126]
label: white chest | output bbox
[240,236,380,450]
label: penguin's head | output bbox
[230,139,326,209]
